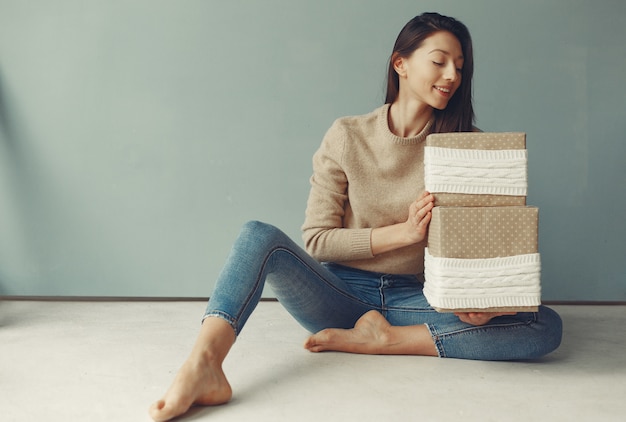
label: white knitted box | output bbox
[424,132,528,207]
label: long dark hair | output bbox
[385,12,475,133]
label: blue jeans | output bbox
[204,221,562,361]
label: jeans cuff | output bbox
[202,311,240,337]
[425,323,445,358]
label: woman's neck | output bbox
[388,100,434,138]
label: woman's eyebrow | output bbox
[428,49,464,60]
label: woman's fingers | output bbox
[414,193,434,223]
[454,312,518,326]
[417,192,434,208]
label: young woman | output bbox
[149,12,563,421]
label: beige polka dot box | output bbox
[423,132,541,313]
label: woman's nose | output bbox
[445,64,459,82]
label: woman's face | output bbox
[394,30,464,110]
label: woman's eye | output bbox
[432,61,444,66]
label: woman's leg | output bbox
[383,276,563,360]
[202,221,376,334]
[420,306,563,360]
[306,274,563,361]
[304,268,438,356]
[150,221,375,421]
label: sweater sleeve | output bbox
[301,120,374,262]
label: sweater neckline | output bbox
[380,103,434,145]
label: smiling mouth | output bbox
[434,86,451,94]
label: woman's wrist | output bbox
[370,222,421,256]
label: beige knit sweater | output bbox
[302,104,434,275]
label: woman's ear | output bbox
[392,53,406,77]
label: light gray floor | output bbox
[1,300,625,422]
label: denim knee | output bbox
[538,305,563,357]
[240,220,284,246]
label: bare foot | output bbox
[304,310,391,354]
[148,354,232,421]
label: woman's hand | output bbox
[404,191,435,243]
[370,191,434,256]
[454,312,518,326]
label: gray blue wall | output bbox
[1,0,624,300]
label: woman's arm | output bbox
[370,191,434,256]
[302,122,374,262]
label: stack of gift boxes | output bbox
[423,132,541,312]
